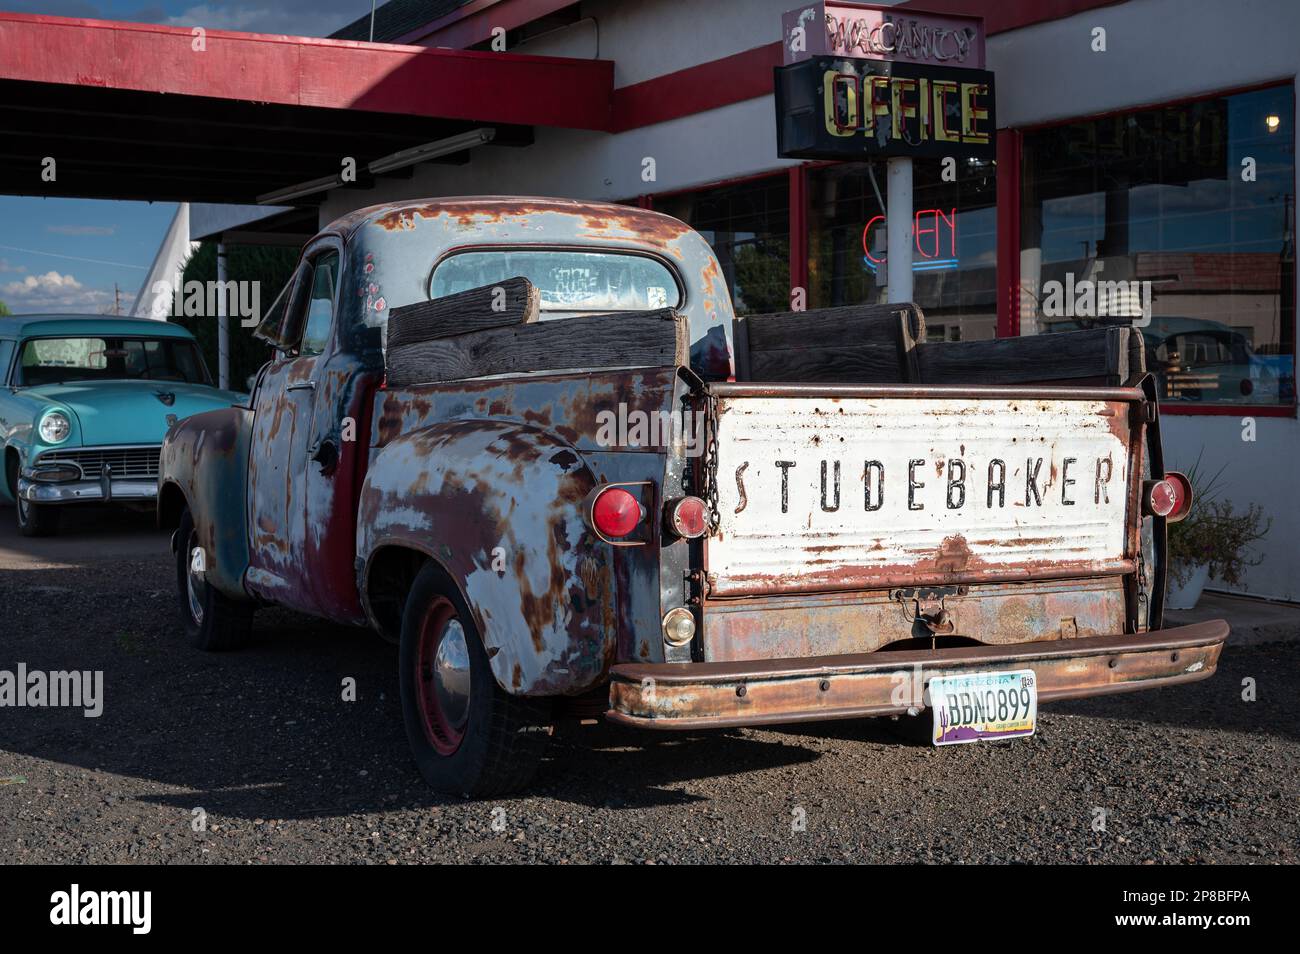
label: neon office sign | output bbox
[775,2,994,161]
[776,57,996,160]
[862,208,959,272]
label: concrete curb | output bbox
[1166,591,1300,648]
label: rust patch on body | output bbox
[934,534,973,574]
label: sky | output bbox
[0,0,370,314]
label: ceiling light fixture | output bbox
[367,128,496,175]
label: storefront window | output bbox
[1021,85,1296,406]
[655,175,790,316]
[806,159,997,341]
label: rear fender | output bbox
[358,419,616,696]
[158,407,253,602]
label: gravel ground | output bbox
[1,509,1297,865]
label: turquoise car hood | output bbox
[27,380,244,446]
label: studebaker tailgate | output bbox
[704,383,1141,598]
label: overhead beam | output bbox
[0,12,614,132]
[0,75,537,204]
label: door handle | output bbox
[286,381,316,392]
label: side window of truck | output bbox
[300,251,340,357]
[0,340,13,385]
[253,263,308,350]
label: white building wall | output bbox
[513,0,806,86]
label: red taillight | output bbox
[1143,473,1193,522]
[591,487,641,538]
[665,496,708,539]
[1163,471,1194,523]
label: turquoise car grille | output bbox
[37,445,162,480]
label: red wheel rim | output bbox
[414,596,470,756]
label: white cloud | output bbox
[0,258,25,273]
[1,270,114,313]
[5,271,83,294]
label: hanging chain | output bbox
[703,393,721,531]
[1136,544,1149,624]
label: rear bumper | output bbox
[606,621,1229,730]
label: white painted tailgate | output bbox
[708,394,1132,596]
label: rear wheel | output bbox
[399,564,552,796]
[175,508,254,651]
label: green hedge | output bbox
[166,241,300,390]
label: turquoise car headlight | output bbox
[38,410,71,444]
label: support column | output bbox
[886,157,913,304]
[216,242,230,390]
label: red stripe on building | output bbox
[610,43,785,134]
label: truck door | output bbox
[245,240,342,616]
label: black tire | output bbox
[175,508,254,651]
[15,494,60,537]
[399,563,552,797]
[7,456,60,537]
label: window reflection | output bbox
[656,177,790,316]
[1021,85,1296,405]
[807,159,997,341]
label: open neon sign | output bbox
[862,208,959,271]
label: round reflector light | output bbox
[591,487,641,538]
[1148,479,1178,517]
[666,496,708,538]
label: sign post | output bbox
[775,3,992,305]
[886,157,913,303]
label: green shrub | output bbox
[1167,453,1270,587]
[166,241,299,389]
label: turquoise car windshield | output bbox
[17,336,210,387]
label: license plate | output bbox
[929,669,1037,746]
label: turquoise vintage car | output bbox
[0,315,244,536]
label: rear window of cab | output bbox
[429,249,682,314]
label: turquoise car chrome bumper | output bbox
[18,475,157,503]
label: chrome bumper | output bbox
[17,476,158,504]
[607,621,1230,730]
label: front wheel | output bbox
[399,564,552,796]
[15,493,60,537]
[175,508,254,651]
[7,458,60,537]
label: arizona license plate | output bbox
[929,669,1037,746]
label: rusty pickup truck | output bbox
[158,197,1228,795]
